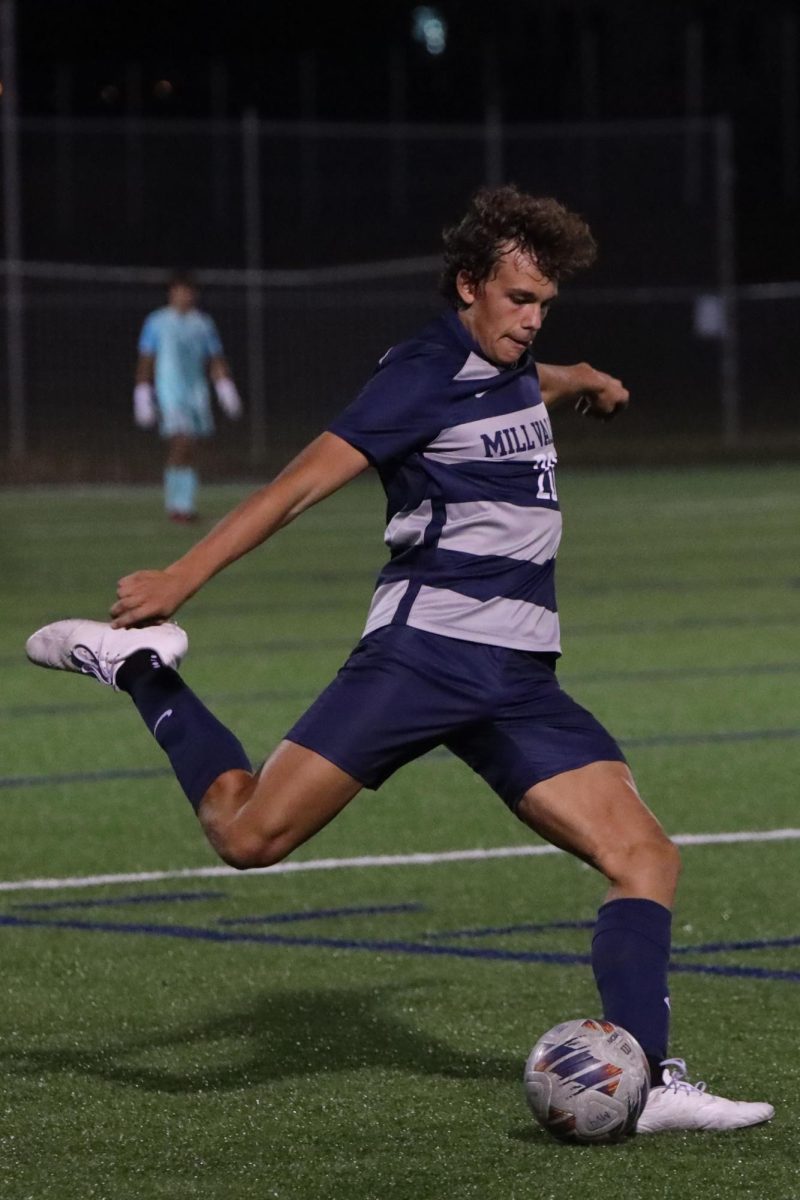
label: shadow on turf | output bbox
[507,1126,642,1150]
[3,984,521,1094]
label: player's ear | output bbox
[455,270,478,307]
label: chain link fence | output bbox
[3,114,798,482]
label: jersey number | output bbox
[536,467,558,502]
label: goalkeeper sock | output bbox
[164,466,197,514]
[178,467,198,514]
[164,466,182,513]
[116,650,251,811]
[591,897,671,1086]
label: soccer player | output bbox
[28,185,773,1134]
[133,272,243,522]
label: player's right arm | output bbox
[135,353,155,385]
[133,311,159,426]
[133,354,158,427]
[110,432,369,627]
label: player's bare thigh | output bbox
[516,760,681,908]
[197,740,363,870]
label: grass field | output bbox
[2,464,800,1199]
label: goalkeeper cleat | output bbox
[26,619,188,691]
[636,1058,774,1134]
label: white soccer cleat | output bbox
[636,1058,774,1134]
[26,619,188,690]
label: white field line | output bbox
[1,828,799,894]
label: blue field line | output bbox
[424,921,800,964]
[566,612,800,637]
[9,574,794,628]
[0,766,172,789]
[668,961,800,982]
[671,934,800,955]
[1,912,799,982]
[6,660,800,722]
[5,725,800,789]
[0,913,593,964]
[424,922,800,963]
[217,902,425,926]
[1,688,313,719]
[424,919,595,940]
[11,891,226,911]
[3,610,800,674]
[621,728,800,749]
[564,662,800,685]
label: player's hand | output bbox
[133,382,158,429]
[110,569,190,628]
[574,370,630,421]
[214,377,243,420]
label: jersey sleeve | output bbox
[137,312,160,355]
[328,351,443,468]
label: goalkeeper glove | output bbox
[214,377,243,419]
[133,382,158,428]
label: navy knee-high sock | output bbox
[116,650,251,811]
[591,897,671,1085]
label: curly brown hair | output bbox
[440,184,597,307]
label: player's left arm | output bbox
[208,354,232,384]
[537,361,630,420]
[208,353,243,418]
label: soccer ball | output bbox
[523,1018,650,1144]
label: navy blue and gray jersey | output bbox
[329,309,562,654]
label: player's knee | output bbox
[201,806,298,870]
[197,774,291,868]
[223,844,283,871]
[211,826,294,871]
[599,830,681,890]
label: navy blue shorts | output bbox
[286,626,625,812]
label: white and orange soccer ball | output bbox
[523,1018,650,1144]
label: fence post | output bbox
[715,115,740,447]
[1,0,26,459]
[242,108,267,466]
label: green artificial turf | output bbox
[1,465,798,1198]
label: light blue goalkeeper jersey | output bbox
[328,309,562,654]
[138,306,223,424]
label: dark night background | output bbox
[14,0,800,282]
[4,0,800,478]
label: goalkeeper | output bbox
[133,272,243,522]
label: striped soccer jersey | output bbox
[329,309,563,655]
